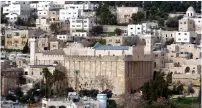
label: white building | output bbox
[59,8,83,22]
[179,6,202,33]
[128,22,158,36]
[116,7,144,24]
[3,1,31,22]
[30,1,63,11]
[175,31,197,43]
[64,2,98,11]
[70,18,94,37]
[57,35,74,41]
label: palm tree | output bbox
[42,68,53,98]
[53,69,66,95]
[74,70,80,92]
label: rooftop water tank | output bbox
[97,94,107,108]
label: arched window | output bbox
[185,67,190,73]
[59,106,66,108]
[192,70,195,74]
[49,106,56,108]
[24,72,28,75]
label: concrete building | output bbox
[160,30,177,42]
[128,22,158,36]
[30,1,63,11]
[179,6,202,33]
[63,2,98,11]
[1,64,23,96]
[69,18,94,37]
[3,1,31,22]
[4,30,29,50]
[175,31,197,43]
[116,7,144,24]
[59,8,83,22]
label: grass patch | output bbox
[172,97,200,108]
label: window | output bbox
[53,45,56,47]
[178,38,181,40]
[137,28,140,30]
[184,33,187,35]
[198,20,200,23]
[131,28,133,29]
[178,33,181,35]
[72,25,75,27]
[184,38,187,40]
[184,22,186,24]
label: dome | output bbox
[187,6,195,12]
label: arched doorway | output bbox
[59,106,66,108]
[49,106,56,108]
[185,67,190,74]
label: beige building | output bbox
[116,7,144,24]
[154,43,201,85]
[29,37,153,95]
[5,30,29,50]
[1,67,23,96]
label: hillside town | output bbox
[0,1,202,108]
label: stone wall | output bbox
[35,55,153,95]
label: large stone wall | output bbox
[35,55,153,95]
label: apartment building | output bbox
[3,1,31,22]
[116,7,144,24]
[63,2,98,11]
[175,31,197,43]
[69,18,94,37]
[128,22,158,36]
[5,30,30,50]
[178,6,202,33]
[161,30,177,42]
[59,8,83,22]
[30,1,63,11]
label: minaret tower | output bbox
[144,34,153,55]
[29,37,38,65]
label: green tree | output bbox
[141,72,171,101]
[22,40,30,54]
[50,23,61,34]
[97,5,117,25]
[42,68,53,98]
[166,17,178,29]
[131,12,145,24]
[157,18,165,27]
[114,28,122,36]
[91,26,103,36]
[176,84,183,94]
[53,69,66,94]
[166,72,172,84]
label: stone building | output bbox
[116,7,144,24]
[28,37,153,95]
[4,30,29,50]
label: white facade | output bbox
[128,22,158,36]
[57,35,74,41]
[3,1,31,20]
[72,32,88,37]
[175,31,197,43]
[64,3,97,10]
[33,1,63,11]
[59,9,83,21]
[70,18,94,36]
[5,13,18,22]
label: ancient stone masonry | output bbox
[35,55,153,95]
